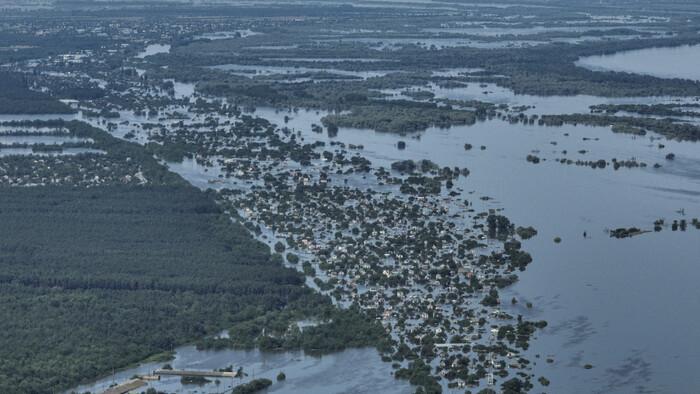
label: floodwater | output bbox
[56,41,700,392]
[0,147,103,156]
[67,347,412,394]
[107,98,700,392]
[423,25,638,36]
[52,92,700,393]
[0,113,80,122]
[11,78,700,392]
[137,44,171,59]
[164,79,196,100]
[194,30,260,40]
[209,64,395,79]
[576,44,700,81]
[0,136,89,144]
[387,83,699,115]
[261,58,386,63]
[316,37,546,50]
[253,106,700,393]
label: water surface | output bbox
[137,44,171,59]
[67,347,412,394]
[576,44,700,81]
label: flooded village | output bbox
[1,1,700,393]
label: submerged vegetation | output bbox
[540,114,700,141]
[231,378,273,394]
[321,101,477,133]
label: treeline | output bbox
[410,35,700,97]
[267,308,393,352]
[395,358,441,394]
[590,103,700,118]
[539,113,700,141]
[0,72,75,114]
[231,378,273,394]
[196,307,393,354]
[321,100,476,133]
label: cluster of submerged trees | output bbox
[611,217,700,238]
[540,114,700,141]
[321,100,477,133]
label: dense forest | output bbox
[0,185,325,393]
[0,72,75,114]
